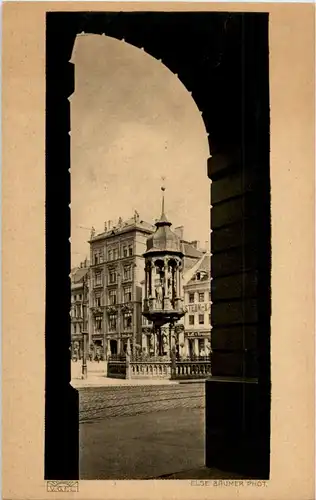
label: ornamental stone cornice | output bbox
[106,305,118,315]
[91,307,103,315]
[121,304,133,313]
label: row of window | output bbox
[93,244,133,265]
[71,304,88,319]
[72,294,82,302]
[72,305,81,318]
[94,265,132,287]
[188,313,211,326]
[187,291,211,304]
[94,286,132,306]
[94,312,133,331]
[72,322,88,334]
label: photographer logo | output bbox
[47,481,79,492]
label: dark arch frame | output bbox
[45,11,270,480]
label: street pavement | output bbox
[80,406,205,479]
[71,360,105,378]
[78,381,246,480]
[79,383,205,422]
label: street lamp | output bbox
[81,273,88,379]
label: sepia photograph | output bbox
[3,2,315,499]
[70,33,212,479]
[45,10,271,483]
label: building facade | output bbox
[71,217,210,360]
[70,261,89,360]
[88,213,154,357]
[183,253,211,357]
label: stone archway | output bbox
[46,11,270,480]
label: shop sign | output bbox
[186,302,210,313]
[186,331,210,338]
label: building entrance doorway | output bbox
[198,339,206,356]
[188,339,194,358]
[110,339,117,355]
[94,340,103,361]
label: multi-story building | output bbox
[73,213,210,359]
[88,212,154,357]
[70,260,89,359]
[183,252,211,357]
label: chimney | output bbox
[108,220,112,230]
[174,226,184,240]
[190,240,200,249]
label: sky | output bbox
[70,34,210,267]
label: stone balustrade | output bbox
[107,355,211,380]
[175,361,212,379]
[130,361,171,379]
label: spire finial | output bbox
[155,176,171,227]
[161,176,166,215]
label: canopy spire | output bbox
[161,176,166,218]
[156,176,171,227]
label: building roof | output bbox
[186,252,211,285]
[72,267,89,284]
[182,241,204,259]
[89,215,154,243]
[70,267,78,278]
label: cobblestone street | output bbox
[79,383,205,422]
[79,383,206,479]
[80,406,205,479]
